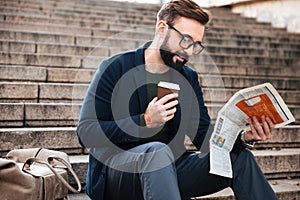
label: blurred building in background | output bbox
[205,0,300,33]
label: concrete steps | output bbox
[0,63,299,84]
[1,39,300,59]
[2,28,300,51]
[66,148,300,187]
[67,178,300,200]
[0,102,299,127]
[66,148,300,180]
[1,51,299,70]
[3,16,300,44]
[0,0,300,198]
[195,179,300,200]
[1,82,299,105]
[1,126,299,156]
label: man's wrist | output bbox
[240,130,256,148]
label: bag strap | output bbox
[22,157,81,193]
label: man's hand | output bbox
[244,116,274,142]
[144,93,179,128]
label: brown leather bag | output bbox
[0,148,81,200]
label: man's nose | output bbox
[183,46,193,58]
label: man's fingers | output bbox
[248,117,261,141]
[165,114,175,122]
[264,116,274,139]
[165,107,176,116]
[149,97,158,105]
[266,116,275,130]
[164,99,179,110]
[261,116,271,139]
[158,93,178,105]
[253,116,267,140]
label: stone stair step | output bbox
[0,29,76,45]
[0,103,81,127]
[83,53,300,69]
[0,65,46,82]
[0,127,82,156]
[202,88,300,105]
[0,62,298,86]
[0,0,160,12]
[0,103,299,127]
[0,1,294,37]
[256,125,300,149]
[0,82,38,103]
[0,11,300,43]
[66,179,300,200]
[0,7,156,27]
[204,37,300,50]
[185,126,300,150]
[0,82,88,103]
[199,74,300,90]
[198,63,299,78]
[205,45,300,58]
[1,0,298,41]
[1,82,299,106]
[68,148,300,186]
[1,51,298,69]
[1,125,299,157]
[0,21,93,36]
[0,65,94,83]
[3,19,299,44]
[0,10,283,34]
[195,178,300,200]
[68,179,300,200]
[2,29,299,51]
[0,103,24,126]
[0,29,147,50]
[0,52,83,68]
[192,54,300,67]
[0,11,155,31]
[253,149,300,179]
[1,39,300,59]
[205,31,300,44]
[0,40,143,57]
[0,1,158,23]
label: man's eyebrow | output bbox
[182,33,202,43]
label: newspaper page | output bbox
[209,83,295,178]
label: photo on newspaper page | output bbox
[209,82,295,178]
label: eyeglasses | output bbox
[167,22,205,55]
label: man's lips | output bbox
[175,55,187,63]
[174,55,183,62]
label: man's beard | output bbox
[160,40,188,72]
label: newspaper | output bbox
[209,83,295,178]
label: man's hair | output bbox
[157,0,210,25]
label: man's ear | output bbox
[156,21,168,38]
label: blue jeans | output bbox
[104,142,278,200]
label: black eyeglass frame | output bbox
[166,22,205,55]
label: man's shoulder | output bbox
[182,65,198,79]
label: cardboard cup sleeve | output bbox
[157,81,180,100]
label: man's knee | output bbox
[136,142,175,172]
[231,148,258,171]
[143,141,171,152]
